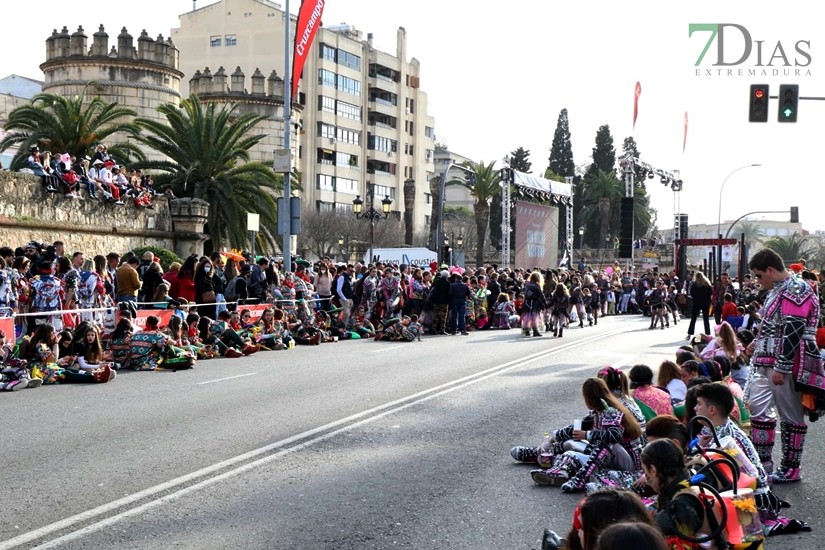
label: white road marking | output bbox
[370,345,404,352]
[584,351,636,368]
[0,328,626,550]
[196,373,258,385]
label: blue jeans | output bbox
[117,295,137,304]
[449,304,466,334]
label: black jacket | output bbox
[487,280,501,310]
[430,277,452,305]
[449,281,471,306]
[691,284,713,308]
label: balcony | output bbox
[368,100,397,118]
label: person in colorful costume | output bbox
[746,248,825,483]
[527,377,644,493]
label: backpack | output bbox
[224,276,242,301]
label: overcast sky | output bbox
[3,0,821,231]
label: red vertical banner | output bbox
[633,82,642,129]
[292,0,326,99]
[683,112,689,153]
[0,316,14,348]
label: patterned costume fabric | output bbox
[492,301,515,329]
[128,330,169,371]
[400,321,422,342]
[379,276,401,321]
[1,344,35,390]
[359,276,378,319]
[28,342,63,384]
[632,385,674,418]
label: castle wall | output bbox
[0,172,208,258]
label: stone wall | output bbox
[0,171,204,257]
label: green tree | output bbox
[510,147,532,174]
[620,136,649,190]
[447,160,501,265]
[762,233,813,263]
[0,89,143,169]
[585,124,616,179]
[548,108,575,178]
[579,169,653,248]
[133,95,286,252]
[730,221,766,249]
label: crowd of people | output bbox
[511,248,825,549]
[24,143,174,208]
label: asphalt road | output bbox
[0,315,821,549]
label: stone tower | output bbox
[190,66,301,166]
[40,25,184,160]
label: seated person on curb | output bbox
[693,382,809,537]
[199,310,260,357]
[526,378,644,493]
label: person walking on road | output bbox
[686,271,712,340]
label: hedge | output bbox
[130,246,183,271]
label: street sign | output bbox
[273,149,292,173]
[722,245,733,262]
[247,213,260,232]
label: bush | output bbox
[130,245,183,271]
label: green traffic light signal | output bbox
[778,84,799,123]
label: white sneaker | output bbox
[115,200,125,205]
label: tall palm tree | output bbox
[762,232,813,263]
[447,160,501,265]
[730,221,766,248]
[579,169,623,247]
[0,89,142,168]
[132,95,290,252]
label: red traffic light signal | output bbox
[748,84,769,122]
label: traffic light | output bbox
[619,197,634,258]
[778,84,799,122]
[748,84,769,122]
[466,172,476,186]
[790,206,799,224]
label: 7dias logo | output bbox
[689,24,812,77]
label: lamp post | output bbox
[578,226,585,250]
[717,164,760,276]
[338,234,350,263]
[353,182,392,265]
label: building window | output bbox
[320,44,336,62]
[336,151,357,168]
[317,200,334,212]
[317,148,335,165]
[336,100,361,121]
[210,36,222,47]
[409,122,414,136]
[336,177,358,195]
[425,193,431,204]
[318,69,336,88]
[318,122,336,140]
[372,184,396,200]
[337,74,361,96]
[337,127,360,145]
[319,96,335,114]
[225,35,237,46]
[338,50,361,71]
[425,126,435,139]
[425,215,431,226]
[368,135,396,153]
[316,174,335,191]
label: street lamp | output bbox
[338,234,350,263]
[578,226,585,250]
[717,164,760,276]
[353,182,393,265]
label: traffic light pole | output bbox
[436,159,453,265]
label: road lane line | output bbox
[0,327,625,550]
[196,373,258,385]
[370,345,403,352]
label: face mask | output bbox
[204,266,212,272]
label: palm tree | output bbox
[730,221,766,248]
[579,169,623,247]
[447,160,501,265]
[762,232,813,263]
[132,95,289,252]
[0,89,142,169]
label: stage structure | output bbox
[499,168,573,268]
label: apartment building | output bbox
[172,0,436,231]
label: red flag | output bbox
[683,112,689,153]
[632,82,642,129]
[292,0,326,100]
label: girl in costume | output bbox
[549,282,571,338]
[528,378,644,493]
[256,308,286,350]
[492,293,515,330]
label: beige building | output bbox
[172,0,436,233]
[662,219,804,267]
[434,147,475,217]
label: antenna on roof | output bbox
[193,0,197,11]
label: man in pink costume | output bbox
[746,248,825,483]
